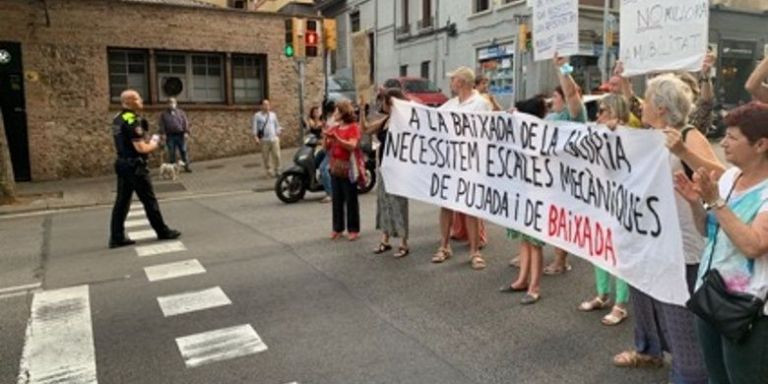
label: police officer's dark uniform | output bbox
[109,109,180,248]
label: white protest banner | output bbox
[532,0,579,61]
[381,99,689,306]
[620,0,709,76]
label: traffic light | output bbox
[305,19,319,57]
[323,18,337,51]
[284,18,295,57]
[518,23,529,52]
[284,17,305,58]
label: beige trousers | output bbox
[261,139,281,176]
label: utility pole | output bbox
[601,0,610,83]
[297,58,305,143]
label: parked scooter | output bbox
[275,134,376,204]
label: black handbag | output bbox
[686,174,766,342]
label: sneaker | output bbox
[320,196,332,203]
[158,229,182,240]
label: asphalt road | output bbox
[0,188,670,384]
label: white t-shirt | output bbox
[438,90,492,113]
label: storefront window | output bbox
[477,43,515,97]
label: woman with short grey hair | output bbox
[613,73,725,383]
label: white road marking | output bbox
[175,324,267,368]
[0,288,41,301]
[135,241,187,257]
[0,282,41,295]
[127,210,145,218]
[128,229,156,241]
[157,287,231,317]
[144,259,205,282]
[125,219,150,229]
[17,285,97,384]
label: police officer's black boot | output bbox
[109,237,136,249]
[158,228,182,240]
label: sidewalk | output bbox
[0,150,297,216]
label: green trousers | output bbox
[594,266,629,304]
[695,315,768,384]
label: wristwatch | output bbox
[703,198,726,211]
[559,63,574,75]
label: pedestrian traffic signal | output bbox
[284,18,295,58]
[323,18,337,52]
[518,23,529,52]
[305,19,319,57]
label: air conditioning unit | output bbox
[231,0,245,9]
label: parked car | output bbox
[326,75,356,106]
[383,77,448,107]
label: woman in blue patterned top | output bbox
[675,101,768,384]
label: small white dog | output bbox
[159,161,181,181]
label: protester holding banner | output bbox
[445,75,495,252]
[360,88,411,258]
[325,100,362,241]
[577,94,631,324]
[674,101,768,384]
[432,66,492,270]
[501,95,549,304]
[614,74,719,383]
[543,53,588,276]
[746,56,768,103]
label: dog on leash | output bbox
[159,161,183,181]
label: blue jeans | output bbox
[166,134,188,165]
[320,155,332,195]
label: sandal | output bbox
[330,232,343,240]
[470,253,487,270]
[578,296,610,312]
[499,282,528,293]
[612,350,663,368]
[602,306,628,326]
[509,256,520,268]
[520,292,540,305]
[373,242,392,254]
[543,262,572,275]
[432,247,452,263]
[393,246,409,258]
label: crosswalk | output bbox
[17,285,97,384]
[17,204,289,383]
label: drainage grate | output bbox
[154,182,187,193]
[242,162,260,169]
[206,164,225,170]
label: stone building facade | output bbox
[0,0,324,180]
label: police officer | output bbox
[109,89,181,248]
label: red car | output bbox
[383,77,448,107]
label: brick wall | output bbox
[0,0,325,180]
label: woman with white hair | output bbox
[613,74,724,384]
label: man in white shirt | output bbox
[432,66,491,270]
[252,99,283,177]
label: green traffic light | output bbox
[284,44,294,58]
